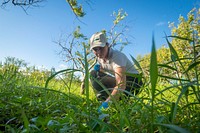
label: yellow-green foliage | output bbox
[0,8,200,133]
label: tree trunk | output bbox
[80,75,85,95]
[80,81,85,95]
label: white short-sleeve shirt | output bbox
[97,48,139,75]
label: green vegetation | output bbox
[0,8,200,133]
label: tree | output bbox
[56,9,130,94]
[1,0,44,7]
[169,8,199,58]
[55,26,95,94]
[138,8,200,85]
[1,0,86,17]
[167,8,200,80]
[1,0,45,13]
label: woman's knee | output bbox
[90,70,97,78]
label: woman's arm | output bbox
[105,66,126,102]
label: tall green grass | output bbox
[0,34,199,132]
[150,36,158,132]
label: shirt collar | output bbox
[97,47,113,64]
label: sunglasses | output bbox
[92,47,104,52]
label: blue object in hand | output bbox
[94,64,100,72]
[98,102,109,113]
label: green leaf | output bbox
[158,74,189,81]
[83,46,90,115]
[169,102,175,122]
[21,109,30,132]
[167,35,193,42]
[45,69,80,88]
[150,35,158,133]
[47,120,60,127]
[75,51,83,58]
[130,55,143,72]
[158,64,177,71]
[154,123,190,133]
[185,61,200,73]
[150,36,158,99]
[172,86,189,123]
[165,36,179,62]
[66,0,85,17]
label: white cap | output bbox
[90,32,107,50]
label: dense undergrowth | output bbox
[0,34,200,132]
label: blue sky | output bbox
[0,0,199,70]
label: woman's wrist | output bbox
[105,97,110,102]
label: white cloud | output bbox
[156,21,166,26]
[37,65,48,70]
[56,64,68,71]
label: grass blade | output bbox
[45,69,80,88]
[158,74,189,82]
[83,46,90,110]
[130,55,143,73]
[158,64,177,71]
[21,108,30,132]
[167,35,193,42]
[172,86,189,123]
[185,61,200,73]
[150,36,158,100]
[154,123,190,133]
[150,35,158,133]
[165,36,179,62]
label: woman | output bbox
[89,32,143,110]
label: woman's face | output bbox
[92,46,108,59]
